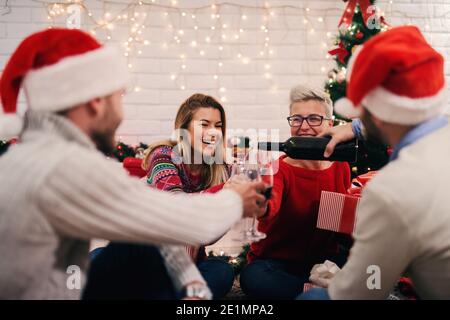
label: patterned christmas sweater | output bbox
[145,145,227,261]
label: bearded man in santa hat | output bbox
[299,25,450,300]
[0,28,267,299]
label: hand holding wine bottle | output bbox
[258,136,358,162]
[317,122,356,158]
[226,181,267,219]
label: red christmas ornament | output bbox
[356,31,364,39]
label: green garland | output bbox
[111,142,148,162]
[208,244,250,275]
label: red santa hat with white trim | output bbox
[335,25,447,125]
[0,28,129,139]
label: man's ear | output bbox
[327,119,334,127]
[86,97,106,118]
[370,112,384,128]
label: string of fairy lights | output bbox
[17,0,384,100]
[10,0,441,103]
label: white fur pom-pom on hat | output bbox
[334,97,361,119]
[0,113,23,140]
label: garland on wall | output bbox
[208,244,250,275]
[19,0,406,101]
[112,141,148,162]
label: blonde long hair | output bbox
[142,93,229,190]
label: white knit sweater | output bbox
[0,111,242,299]
[329,123,450,299]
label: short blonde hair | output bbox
[289,85,333,118]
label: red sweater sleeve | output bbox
[341,162,352,191]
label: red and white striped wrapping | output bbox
[316,191,361,235]
[303,282,313,292]
[303,282,319,292]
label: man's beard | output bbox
[91,98,122,156]
[91,129,116,156]
[361,109,387,146]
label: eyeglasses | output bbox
[287,114,331,127]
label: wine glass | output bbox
[232,151,273,242]
[258,150,274,202]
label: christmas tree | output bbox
[326,0,389,107]
[326,0,391,177]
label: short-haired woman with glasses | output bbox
[240,85,352,299]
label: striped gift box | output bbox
[317,191,361,235]
[303,282,314,292]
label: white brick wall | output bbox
[1,0,450,145]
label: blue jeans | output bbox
[240,243,350,300]
[197,258,235,299]
[83,243,177,299]
[240,259,310,299]
[86,246,234,300]
[89,247,104,260]
[297,287,330,300]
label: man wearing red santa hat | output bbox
[0,28,267,299]
[299,25,450,299]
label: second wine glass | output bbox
[241,164,267,242]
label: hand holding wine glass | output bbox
[228,148,274,242]
[226,180,267,219]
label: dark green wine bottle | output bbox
[258,136,358,162]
